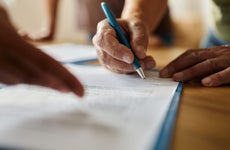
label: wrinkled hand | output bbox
[92,18,155,74]
[0,7,84,97]
[160,46,230,86]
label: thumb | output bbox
[128,20,148,59]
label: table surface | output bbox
[148,46,230,150]
[36,41,230,150]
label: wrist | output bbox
[121,0,168,35]
[121,15,152,36]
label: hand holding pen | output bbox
[92,2,156,78]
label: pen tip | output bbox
[136,68,145,79]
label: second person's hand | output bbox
[160,46,230,86]
[0,6,84,97]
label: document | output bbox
[39,43,97,63]
[0,64,179,150]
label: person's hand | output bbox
[92,18,156,74]
[19,27,54,41]
[160,46,230,86]
[0,41,84,97]
[0,6,84,97]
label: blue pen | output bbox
[101,2,145,79]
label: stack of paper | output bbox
[39,43,97,63]
[0,63,179,150]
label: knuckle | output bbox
[110,47,119,57]
[130,20,146,34]
[183,49,195,57]
[97,19,108,29]
[101,29,116,47]
[92,34,103,48]
[189,50,201,58]
[129,19,145,30]
[205,59,217,71]
[93,27,115,50]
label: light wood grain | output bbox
[172,83,230,150]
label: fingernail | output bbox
[202,77,212,86]
[122,53,132,63]
[174,72,184,81]
[56,85,71,93]
[160,69,169,77]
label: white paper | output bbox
[0,65,179,150]
[39,43,97,63]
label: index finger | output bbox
[93,19,134,64]
[35,52,84,97]
[160,48,216,77]
[19,45,84,97]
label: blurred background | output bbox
[0,0,211,48]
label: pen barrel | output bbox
[101,2,142,70]
[133,57,141,70]
[113,25,141,70]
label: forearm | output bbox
[121,0,168,34]
[43,0,59,33]
[0,6,22,45]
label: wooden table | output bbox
[148,46,230,150]
[37,41,230,150]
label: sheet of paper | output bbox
[0,65,179,150]
[39,43,97,63]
